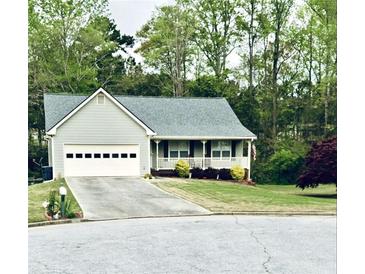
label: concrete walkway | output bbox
[66,177,209,220]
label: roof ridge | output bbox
[116,95,225,99]
[44,93,87,96]
[44,93,226,99]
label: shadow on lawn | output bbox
[296,193,337,199]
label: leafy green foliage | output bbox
[144,173,153,179]
[175,160,190,178]
[253,140,308,184]
[28,141,48,178]
[28,0,337,187]
[230,165,245,181]
[63,198,75,218]
[46,190,59,217]
[137,4,195,96]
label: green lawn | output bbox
[154,180,336,214]
[28,178,82,223]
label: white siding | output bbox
[52,95,149,178]
[48,139,53,166]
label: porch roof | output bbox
[44,93,256,138]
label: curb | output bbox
[28,211,336,227]
[212,211,336,216]
[28,219,74,228]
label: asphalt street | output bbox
[29,215,336,274]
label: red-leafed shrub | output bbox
[297,137,337,189]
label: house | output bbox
[44,88,257,179]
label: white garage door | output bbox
[64,144,140,177]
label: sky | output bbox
[108,0,306,70]
[109,0,174,64]
[109,0,174,36]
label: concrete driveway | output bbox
[66,177,209,220]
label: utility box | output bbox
[42,166,53,181]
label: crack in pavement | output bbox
[234,216,272,274]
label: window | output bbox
[130,153,137,158]
[212,141,231,159]
[180,151,189,158]
[112,153,119,158]
[94,153,101,158]
[170,151,178,158]
[66,153,73,159]
[222,151,230,158]
[76,153,83,159]
[169,141,189,158]
[212,151,220,158]
[121,153,128,158]
[85,153,92,158]
[97,94,105,104]
[103,153,110,158]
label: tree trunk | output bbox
[248,0,255,95]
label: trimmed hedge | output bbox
[218,168,232,180]
[191,167,204,179]
[204,167,218,179]
[151,169,177,177]
[154,167,237,181]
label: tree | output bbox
[92,16,136,93]
[28,0,109,175]
[184,0,240,78]
[297,137,337,189]
[137,4,195,96]
[29,0,109,94]
[306,0,337,136]
[269,0,294,139]
[187,75,239,98]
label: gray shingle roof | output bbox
[44,93,256,138]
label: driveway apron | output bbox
[66,177,209,220]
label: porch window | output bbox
[169,140,189,158]
[212,140,231,159]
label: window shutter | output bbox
[163,141,169,158]
[206,141,211,157]
[189,141,194,157]
[231,141,236,157]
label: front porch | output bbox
[150,139,253,178]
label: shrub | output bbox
[151,169,177,177]
[218,169,232,180]
[204,167,218,179]
[63,198,73,218]
[144,173,153,179]
[175,160,190,178]
[297,137,337,189]
[46,190,60,218]
[230,165,245,180]
[191,167,204,179]
[267,149,305,184]
[253,139,308,184]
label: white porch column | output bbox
[201,140,207,170]
[247,140,252,180]
[154,140,160,171]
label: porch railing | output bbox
[153,157,249,170]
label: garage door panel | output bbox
[64,144,140,177]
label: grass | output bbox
[28,178,82,223]
[154,180,336,213]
